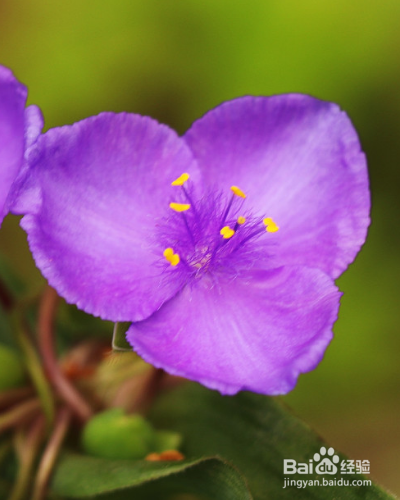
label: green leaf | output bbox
[112,322,132,351]
[149,383,395,500]
[51,453,253,500]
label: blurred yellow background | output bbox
[1,0,399,495]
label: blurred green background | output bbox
[1,0,399,495]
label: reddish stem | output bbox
[37,286,92,422]
[0,386,34,411]
[0,398,41,433]
[31,407,72,500]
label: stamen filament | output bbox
[181,211,196,247]
[171,173,198,216]
[221,194,235,225]
[233,216,246,231]
[182,186,198,216]
[233,226,266,250]
[222,187,247,226]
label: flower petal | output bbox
[21,113,200,321]
[0,65,28,224]
[127,266,340,395]
[184,95,370,278]
[9,105,44,215]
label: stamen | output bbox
[233,215,246,231]
[220,226,235,239]
[170,202,191,212]
[181,211,196,246]
[181,186,197,216]
[163,248,174,259]
[221,195,234,224]
[263,217,279,233]
[163,248,180,266]
[170,255,180,266]
[230,186,246,198]
[171,173,190,186]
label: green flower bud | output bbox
[153,430,183,453]
[82,408,156,460]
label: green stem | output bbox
[15,317,55,427]
[31,407,71,500]
[9,416,45,500]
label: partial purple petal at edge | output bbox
[0,65,28,224]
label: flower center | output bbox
[158,173,279,278]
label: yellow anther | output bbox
[169,254,180,266]
[220,226,235,239]
[263,217,279,233]
[163,248,180,266]
[163,248,174,259]
[169,202,191,212]
[237,216,246,225]
[230,186,246,198]
[171,173,190,186]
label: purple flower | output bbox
[22,95,369,395]
[0,65,43,226]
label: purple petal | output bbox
[0,65,28,224]
[184,95,370,279]
[21,113,200,321]
[127,266,340,395]
[24,105,44,153]
[9,105,44,214]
